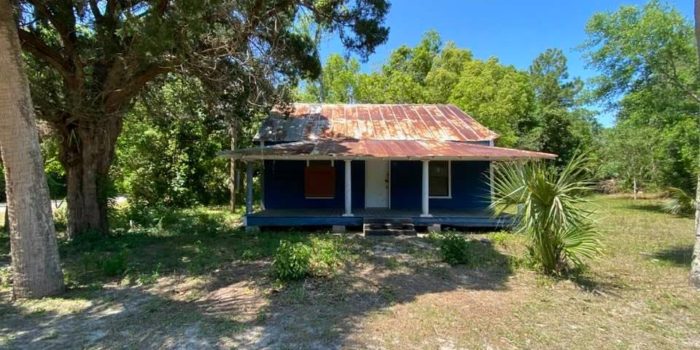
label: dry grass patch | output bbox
[0,196,699,349]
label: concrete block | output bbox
[427,224,441,233]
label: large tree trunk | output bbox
[691,0,700,288]
[692,174,700,287]
[58,118,122,237]
[0,0,64,298]
[3,202,8,233]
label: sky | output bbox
[318,0,695,127]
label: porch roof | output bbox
[220,139,556,161]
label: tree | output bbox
[355,31,442,103]
[298,54,361,103]
[14,0,389,236]
[424,42,473,103]
[583,1,698,193]
[449,58,535,147]
[491,154,601,275]
[114,77,231,207]
[690,0,700,288]
[598,123,658,198]
[528,49,598,165]
[0,0,63,298]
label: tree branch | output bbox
[17,29,76,85]
[104,64,171,111]
[88,0,103,20]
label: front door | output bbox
[365,160,390,208]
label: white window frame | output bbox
[429,160,452,199]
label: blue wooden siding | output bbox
[263,160,365,209]
[264,159,490,211]
[390,161,491,211]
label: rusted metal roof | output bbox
[255,103,499,142]
[221,140,556,161]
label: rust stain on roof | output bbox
[223,139,555,161]
[255,103,499,142]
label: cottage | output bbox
[222,103,555,234]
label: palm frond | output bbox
[662,187,695,216]
[490,152,601,274]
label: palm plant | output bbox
[490,154,601,275]
[662,187,696,216]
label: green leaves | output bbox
[583,1,699,195]
[272,237,344,280]
[582,0,697,102]
[490,154,601,275]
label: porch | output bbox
[245,208,514,230]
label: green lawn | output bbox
[0,195,698,349]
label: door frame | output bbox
[364,159,391,209]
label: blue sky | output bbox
[318,0,694,127]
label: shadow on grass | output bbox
[239,236,514,348]
[2,207,516,349]
[0,284,248,349]
[622,202,668,215]
[652,245,693,267]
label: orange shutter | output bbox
[305,163,336,198]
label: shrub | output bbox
[273,241,312,280]
[272,237,344,280]
[662,187,696,216]
[53,205,68,231]
[100,252,129,277]
[439,232,472,266]
[308,237,342,277]
[490,231,511,246]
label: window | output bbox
[429,161,451,198]
[305,161,335,198]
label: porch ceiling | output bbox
[220,139,556,161]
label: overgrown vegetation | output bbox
[2,195,698,348]
[273,237,345,280]
[662,187,697,216]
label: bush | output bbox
[272,237,344,280]
[273,241,312,280]
[439,232,472,266]
[100,252,129,277]
[53,205,68,231]
[663,187,696,216]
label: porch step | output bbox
[363,218,416,236]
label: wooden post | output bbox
[229,120,237,212]
[246,161,254,215]
[489,140,495,203]
[421,160,431,217]
[343,160,353,216]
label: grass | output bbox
[0,195,699,349]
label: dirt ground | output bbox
[1,196,699,349]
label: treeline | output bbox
[296,32,598,167]
[297,1,698,196]
[2,0,696,210]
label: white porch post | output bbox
[343,160,353,216]
[489,140,495,202]
[421,160,431,217]
[246,161,254,215]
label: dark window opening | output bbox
[429,161,450,197]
